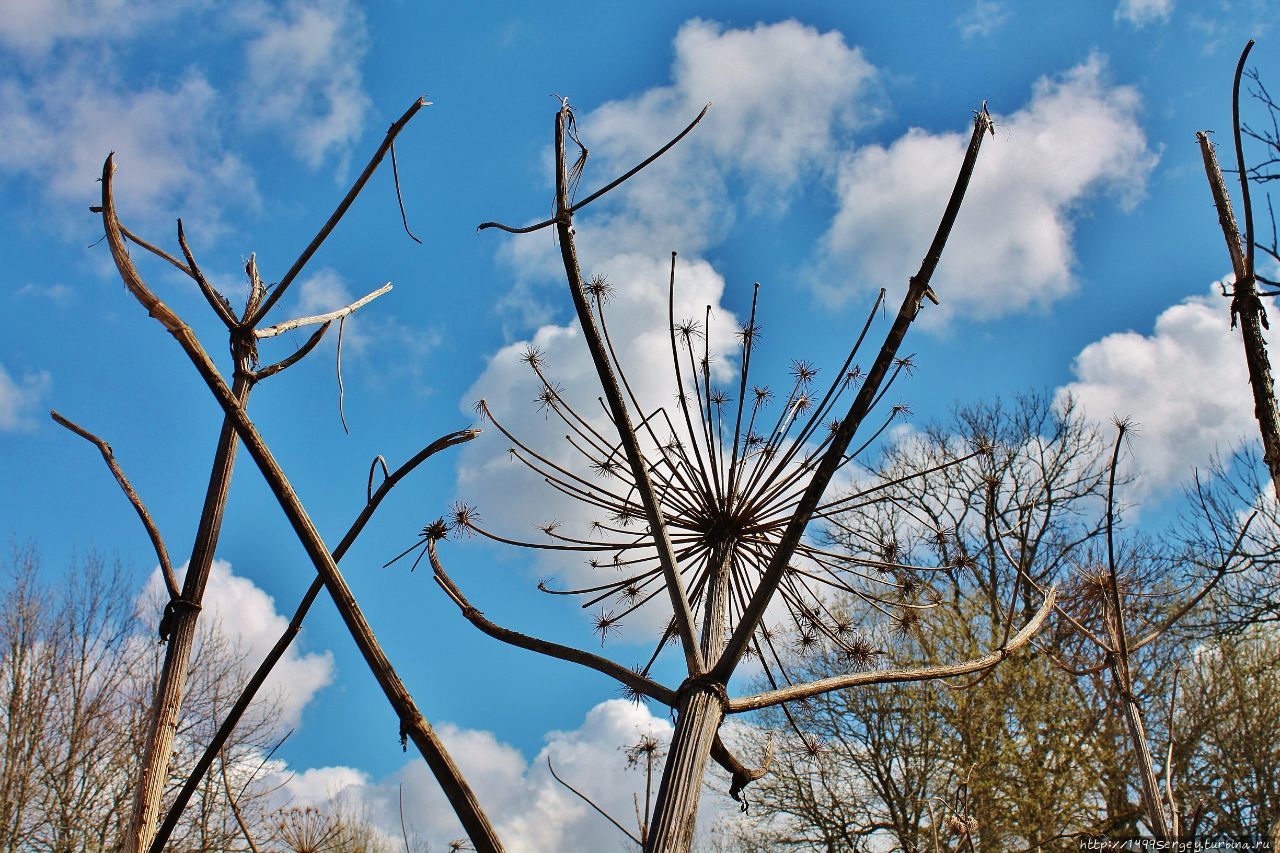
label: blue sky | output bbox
[2,0,1278,847]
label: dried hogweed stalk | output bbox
[454,270,989,697]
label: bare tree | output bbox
[719,394,1115,849]
[0,548,286,851]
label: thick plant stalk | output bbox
[149,430,478,853]
[1197,47,1280,502]
[125,368,251,852]
[99,156,504,853]
[550,106,704,674]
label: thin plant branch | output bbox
[547,758,642,847]
[249,97,430,326]
[50,410,180,601]
[729,587,1055,712]
[478,104,711,234]
[254,283,393,339]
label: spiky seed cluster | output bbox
[439,274,983,735]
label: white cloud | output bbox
[501,17,882,298]
[1057,282,1268,496]
[957,0,1010,40]
[0,363,50,432]
[15,283,73,304]
[140,559,334,729]
[0,0,204,56]
[0,62,255,231]
[237,0,372,170]
[816,54,1157,326]
[1115,0,1174,27]
[273,699,738,852]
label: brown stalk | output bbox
[124,366,252,853]
[249,97,430,326]
[49,410,180,601]
[730,587,1055,712]
[713,106,994,683]
[426,539,676,706]
[1196,40,1280,502]
[551,105,704,674]
[149,430,479,853]
[219,751,262,853]
[99,156,503,852]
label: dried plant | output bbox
[420,97,1055,851]
[78,98,502,852]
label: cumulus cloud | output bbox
[1057,282,1268,496]
[0,0,204,56]
[0,363,50,432]
[0,0,374,236]
[272,699,737,852]
[816,54,1157,326]
[237,0,372,170]
[140,559,333,728]
[1115,0,1174,27]
[0,63,255,231]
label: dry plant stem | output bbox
[1101,425,1169,838]
[150,430,479,853]
[254,283,392,339]
[126,370,252,853]
[220,752,262,853]
[551,106,703,674]
[249,97,429,326]
[728,588,1054,711]
[1197,51,1280,501]
[713,108,993,683]
[478,103,710,234]
[427,541,676,706]
[49,410,180,600]
[548,758,642,846]
[647,684,726,850]
[99,157,503,853]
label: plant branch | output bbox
[729,585,1054,712]
[249,97,429,326]
[547,758,642,846]
[50,410,180,601]
[478,104,710,234]
[713,106,994,683]
[550,105,704,674]
[427,539,677,706]
[254,283,392,339]
[252,322,332,381]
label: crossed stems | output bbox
[82,98,505,852]
[434,100,1055,828]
